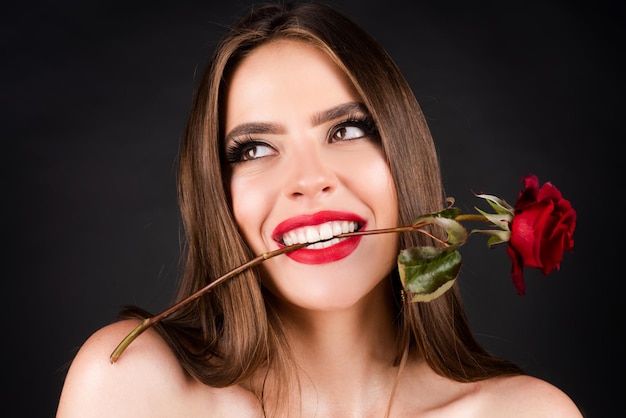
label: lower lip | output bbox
[282,235,362,264]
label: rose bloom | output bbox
[506,174,576,294]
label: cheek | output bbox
[230,175,276,252]
[341,152,398,226]
[370,164,398,218]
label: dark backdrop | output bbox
[5,1,623,416]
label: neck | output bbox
[271,279,403,416]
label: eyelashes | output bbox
[224,138,273,163]
[330,116,378,143]
[224,114,379,164]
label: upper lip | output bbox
[272,210,366,246]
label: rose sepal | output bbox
[470,228,512,247]
[467,193,515,247]
[474,193,515,215]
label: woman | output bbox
[56,2,582,416]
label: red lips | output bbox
[272,211,366,264]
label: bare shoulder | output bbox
[396,361,582,417]
[477,374,583,417]
[56,320,193,417]
[56,320,262,418]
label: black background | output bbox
[5,1,623,416]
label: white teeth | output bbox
[305,228,318,242]
[306,237,340,249]
[319,223,333,240]
[281,221,359,247]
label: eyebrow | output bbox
[224,102,368,143]
[224,122,281,143]
[311,102,368,126]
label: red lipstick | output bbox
[272,211,366,264]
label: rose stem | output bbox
[109,221,444,363]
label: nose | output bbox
[283,146,338,200]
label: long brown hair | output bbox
[122,0,522,414]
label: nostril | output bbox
[285,176,337,199]
[283,153,339,198]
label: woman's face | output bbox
[224,39,399,311]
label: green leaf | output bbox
[398,246,462,302]
[412,214,468,247]
[413,207,460,224]
[436,207,462,219]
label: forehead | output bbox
[224,39,360,127]
[233,38,346,81]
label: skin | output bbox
[225,39,399,312]
[56,39,583,418]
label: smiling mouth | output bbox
[279,221,362,249]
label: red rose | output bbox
[505,174,576,295]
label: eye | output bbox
[331,125,365,142]
[329,119,378,143]
[225,139,276,163]
[241,143,274,161]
